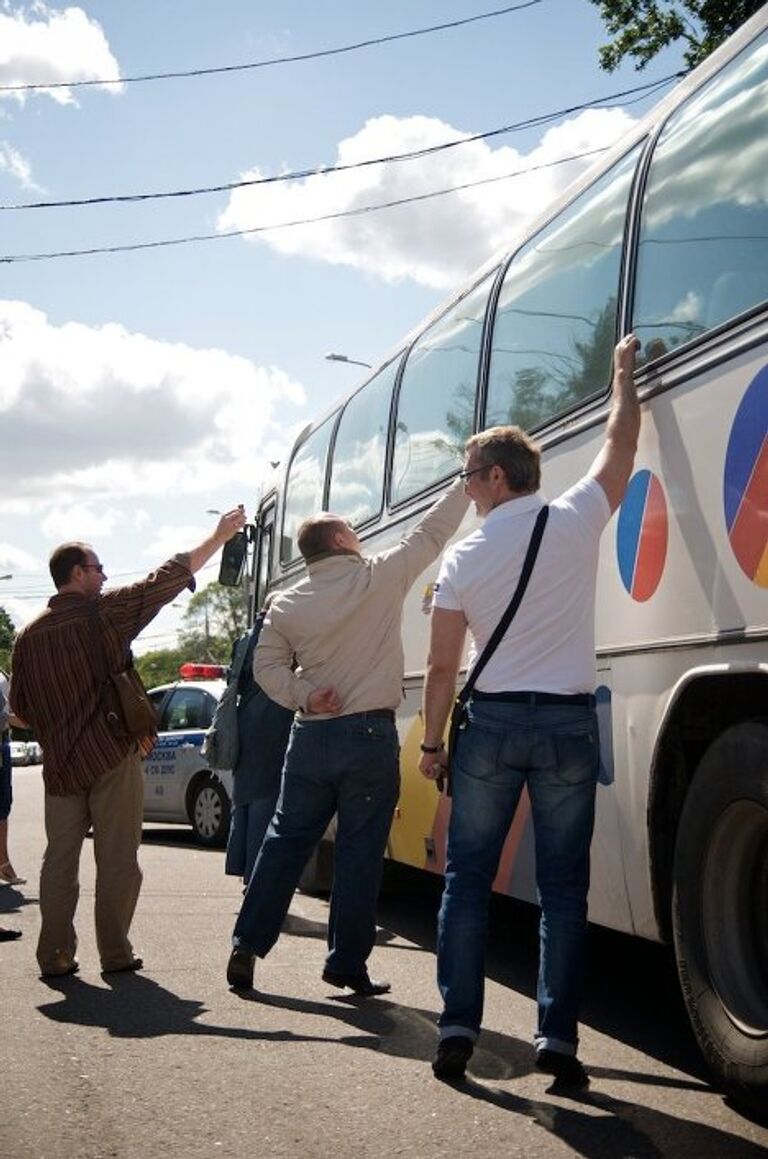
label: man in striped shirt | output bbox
[11,508,245,978]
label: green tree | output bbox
[134,647,190,689]
[589,1,763,72]
[178,582,246,663]
[0,606,15,674]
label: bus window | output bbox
[633,31,768,360]
[390,272,496,505]
[328,358,399,526]
[281,414,337,563]
[486,144,641,431]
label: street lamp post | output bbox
[324,352,372,369]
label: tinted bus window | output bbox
[281,415,336,563]
[391,273,496,505]
[328,358,399,526]
[633,32,768,360]
[486,145,641,431]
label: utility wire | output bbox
[0,147,612,264]
[0,73,679,213]
[0,2,542,93]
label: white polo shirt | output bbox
[433,476,611,694]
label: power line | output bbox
[0,147,612,264]
[0,2,543,94]
[1,73,679,213]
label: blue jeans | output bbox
[437,699,599,1055]
[233,712,400,974]
[225,795,278,881]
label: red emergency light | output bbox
[179,662,226,680]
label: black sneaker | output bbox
[535,1048,589,1087]
[227,947,255,990]
[432,1035,474,1081]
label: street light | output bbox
[324,352,372,369]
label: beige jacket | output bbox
[254,479,469,718]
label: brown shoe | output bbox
[102,957,143,974]
[40,950,79,977]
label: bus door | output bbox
[253,497,276,615]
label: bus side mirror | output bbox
[218,529,248,586]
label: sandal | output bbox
[0,861,26,886]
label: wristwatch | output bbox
[419,742,444,754]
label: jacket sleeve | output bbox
[252,615,314,713]
[376,477,470,590]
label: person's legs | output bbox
[242,795,280,884]
[89,749,144,971]
[325,715,399,976]
[37,789,90,973]
[437,703,527,1043]
[225,803,248,877]
[232,722,337,958]
[528,705,599,1059]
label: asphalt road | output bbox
[2,766,766,1159]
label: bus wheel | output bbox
[189,773,231,848]
[672,720,768,1115]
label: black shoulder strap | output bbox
[458,504,549,705]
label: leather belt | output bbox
[472,690,595,707]
[362,709,396,722]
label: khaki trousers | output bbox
[37,748,144,973]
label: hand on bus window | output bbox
[306,687,342,715]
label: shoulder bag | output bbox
[86,605,159,740]
[444,504,549,791]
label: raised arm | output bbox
[589,334,641,513]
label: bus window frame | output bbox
[278,408,342,571]
[482,139,647,439]
[624,27,768,372]
[387,267,502,514]
[326,350,405,535]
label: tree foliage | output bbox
[0,606,16,674]
[589,1,763,72]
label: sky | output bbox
[0,0,687,653]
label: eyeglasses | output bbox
[82,563,105,574]
[458,464,490,482]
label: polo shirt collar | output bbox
[483,492,543,527]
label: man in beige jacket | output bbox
[227,478,468,994]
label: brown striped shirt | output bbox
[10,555,194,796]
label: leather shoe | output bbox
[535,1048,589,1087]
[227,947,255,989]
[0,928,22,941]
[322,968,390,996]
[432,1035,473,1081]
[40,951,79,978]
[102,957,143,974]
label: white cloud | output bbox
[40,502,121,542]
[0,540,39,572]
[0,2,123,105]
[0,140,41,189]
[0,299,306,509]
[218,108,637,290]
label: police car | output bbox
[143,663,232,846]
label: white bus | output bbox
[228,8,768,1112]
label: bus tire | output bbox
[671,719,768,1115]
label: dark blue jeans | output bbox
[437,699,599,1055]
[233,712,400,974]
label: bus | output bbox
[224,8,768,1112]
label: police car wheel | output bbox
[189,773,230,847]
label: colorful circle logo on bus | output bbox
[723,366,768,587]
[616,469,668,602]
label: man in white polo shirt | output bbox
[418,333,640,1085]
